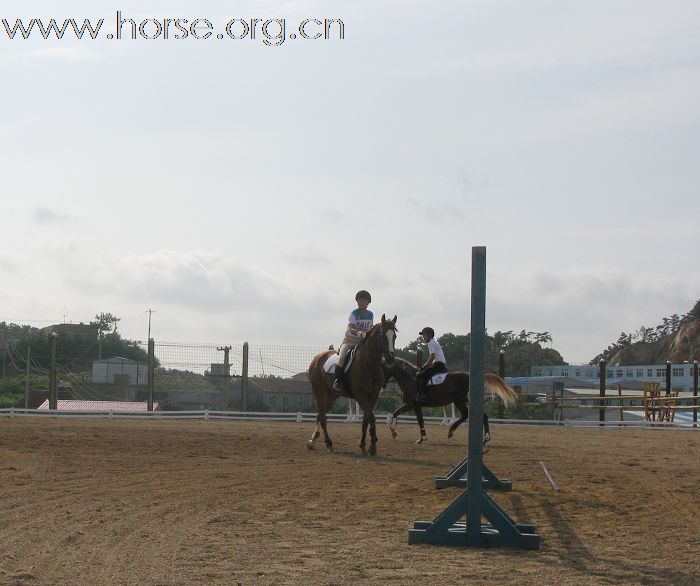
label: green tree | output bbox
[93,313,121,336]
[687,299,700,320]
[396,329,565,377]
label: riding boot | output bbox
[416,379,429,403]
[332,364,345,392]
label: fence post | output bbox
[498,349,505,419]
[665,361,671,395]
[599,359,606,424]
[147,338,155,411]
[242,342,249,412]
[218,346,232,410]
[49,333,58,410]
[693,360,698,428]
[617,382,623,423]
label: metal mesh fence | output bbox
[147,341,332,413]
[1,329,697,425]
[149,341,326,379]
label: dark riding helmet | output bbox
[355,290,372,303]
[419,327,435,339]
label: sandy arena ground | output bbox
[0,417,698,585]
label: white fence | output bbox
[0,408,697,429]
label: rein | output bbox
[359,324,384,373]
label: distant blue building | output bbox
[531,363,697,391]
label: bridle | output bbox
[379,320,397,363]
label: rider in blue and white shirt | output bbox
[332,290,373,392]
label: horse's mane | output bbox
[359,323,382,347]
[360,319,398,347]
[391,356,417,376]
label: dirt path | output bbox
[1,418,698,585]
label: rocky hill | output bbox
[607,318,700,366]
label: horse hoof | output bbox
[306,440,315,450]
[447,431,454,440]
[368,444,377,456]
[415,436,426,444]
[483,433,491,444]
[326,445,334,453]
[391,431,397,440]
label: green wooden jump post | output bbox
[408,246,539,549]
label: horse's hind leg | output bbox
[319,410,333,452]
[483,412,491,444]
[448,402,468,439]
[389,404,412,439]
[308,396,333,452]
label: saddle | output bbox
[426,372,449,386]
[322,346,357,374]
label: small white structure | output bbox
[38,400,158,412]
[92,357,148,385]
[531,363,698,391]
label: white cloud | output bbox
[0,0,698,364]
[67,250,292,313]
[486,264,698,362]
[0,254,20,273]
[32,206,76,224]
[281,246,330,265]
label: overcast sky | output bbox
[1,0,698,364]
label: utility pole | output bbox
[498,349,505,419]
[217,346,232,410]
[49,333,58,410]
[147,308,155,341]
[25,345,31,409]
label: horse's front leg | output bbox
[359,412,369,455]
[414,405,428,444]
[306,421,321,450]
[389,403,413,439]
[483,412,491,444]
[366,411,378,456]
[357,396,378,456]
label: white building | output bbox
[531,363,698,392]
[92,357,148,385]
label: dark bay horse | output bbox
[307,315,398,455]
[382,356,517,444]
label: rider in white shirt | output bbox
[416,326,447,403]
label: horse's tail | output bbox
[484,374,518,409]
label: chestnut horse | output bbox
[382,356,517,444]
[307,315,398,455]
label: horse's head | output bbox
[379,314,398,364]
